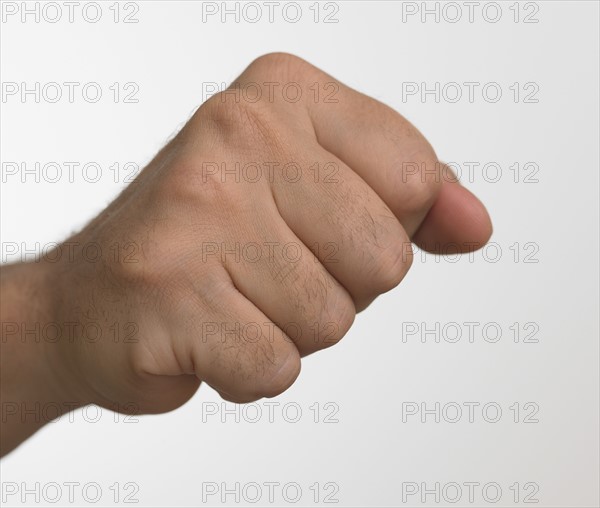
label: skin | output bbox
[0,53,492,457]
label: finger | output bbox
[269,142,413,311]
[230,54,443,236]
[178,282,301,403]
[234,54,491,248]
[219,198,356,356]
[306,92,442,237]
[413,166,493,253]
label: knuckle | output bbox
[405,175,442,215]
[290,261,355,346]
[398,151,443,215]
[368,235,413,293]
[288,260,355,352]
[203,92,264,131]
[213,325,300,401]
[159,156,205,200]
[246,52,312,81]
[200,92,282,152]
[158,152,251,219]
[315,289,356,349]
[337,191,413,294]
[252,349,301,399]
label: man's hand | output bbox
[0,53,492,455]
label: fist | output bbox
[47,53,492,412]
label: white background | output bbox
[1,1,599,507]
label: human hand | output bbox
[2,54,492,446]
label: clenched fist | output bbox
[1,53,492,455]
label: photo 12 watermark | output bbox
[200,1,340,24]
[399,2,540,24]
[201,400,340,424]
[401,401,540,424]
[1,481,140,505]
[201,481,340,504]
[400,481,540,504]
[1,82,140,104]
[1,1,140,24]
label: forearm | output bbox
[0,261,84,456]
